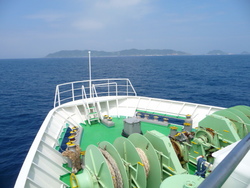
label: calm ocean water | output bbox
[0,55,249,187]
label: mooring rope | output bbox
[62,145,82,173]
[100,149,123,188]
[136,148,150,177]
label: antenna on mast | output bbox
[88,51,92,98]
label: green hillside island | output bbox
[207,50,228,55]
[45,49,189,58]
[206,50,250,55]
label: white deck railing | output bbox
[54,78,137,107]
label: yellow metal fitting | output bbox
[80,151,86,155]
[137,162,144,166]
[66,141,72,145]
[175,133,181,137]
[167,166,175,171]
[67,142,76,147]
[70,173,79,188]
[70,130,77,134]
[68,135,76,139]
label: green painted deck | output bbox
[61,117,188,187]
[79,116,183,151]
[60,169,83,188]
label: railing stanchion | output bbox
[57,87,61,106]
[108,79,110,96]
[54,86,58,107]
[72,83,75,101]
[116,83,118,96]
[88,51,92,98]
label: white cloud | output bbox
[72,19,104,30]
[69,0,152,32]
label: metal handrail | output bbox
[54,78,137,107]
[92,82,118,98]
[198,133,250,188]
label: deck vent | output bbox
[122,117,142,137]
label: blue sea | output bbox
[0,55,249,187]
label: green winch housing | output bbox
[62,105,250,188]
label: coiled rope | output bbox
[136,148,150,177]
[100,149,123,188]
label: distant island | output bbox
[207,50,228,55]
[207,50,250,55]
[45,49,250,58]
[45,49,189,58]
[241,51,250,55]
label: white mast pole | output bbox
[88,51,92,98]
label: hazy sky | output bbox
[1,0,250,58]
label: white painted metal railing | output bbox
[54,78,137,107]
